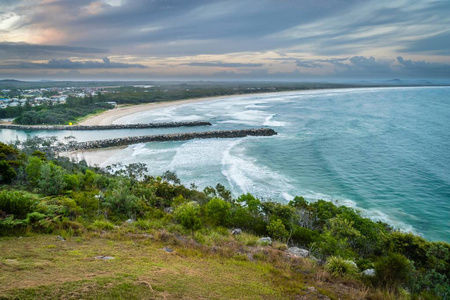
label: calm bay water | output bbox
[2,87,449,241]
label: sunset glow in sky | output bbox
[1,0,449,80]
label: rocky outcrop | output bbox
[53,128,277,152]
[362,269,376,277]
[287,247,309,258]
[231,228,242,235]
[0,121,212,131]
[257,237,272,245]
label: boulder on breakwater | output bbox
[53,128,277,152]
[0,121,212,131]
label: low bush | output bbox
[234,232,259,246]
[374,252,413,290]
[90,219,115,231]
[325,256,359,277]
[0,190,36,219]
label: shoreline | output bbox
[59,146,127,166]
[77,86,441,126]
[78,94,240,126]
[77,89,321,126]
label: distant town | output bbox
[0,86,119,109]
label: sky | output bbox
[0,0,449,81]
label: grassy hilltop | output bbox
[0,139,449,299]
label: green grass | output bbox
[0,232,369,299]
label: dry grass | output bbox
[0,231,375,299]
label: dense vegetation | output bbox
[95,83,353,105]
[0,139,449,299]
[0,95,113,125]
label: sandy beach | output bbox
[60,146,127,166]
[78,95,232,126]
[62,95,239,165]
[77,91,303,126]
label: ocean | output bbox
[2,87,449,241]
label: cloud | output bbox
[402,31,450,55]
[295,60,322,68]
[396,56,450,76]
[184,62,263,68]
[1,1,450,79]
[294,56,450,78]
[0,42,107,59]
[0,57,148,69]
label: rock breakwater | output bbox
[0,121,212,131]
[54,128,277,152]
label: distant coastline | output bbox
[77,86,449,126]
[78,91,305,126]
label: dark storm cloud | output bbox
[185,62,263,67]
[0,58,147,69]
[0,42,107,59]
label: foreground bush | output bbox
[325,256,359,277]
[0,140,448,299]
[0,190,36,219]
[174,201,202,230]
[374,252,413,290]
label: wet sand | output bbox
[60,146,126,166]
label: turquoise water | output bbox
[1,87,449,241]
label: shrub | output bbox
[387,232,428,268]
[0,160,17,183]
[173,201,202,230]
[60,219,85,235]
[234,232,259,246]
[325,256,359,277]
[229,206,267,235]
[103,178,141,218]
[25,156,43,185]
[0,190,36,219]
[291,225,319,246]
[204,197,231,226]
[267,218,289,242]
[38,162,67,195]
[64,173,81,191]
[90,219,115,231]
[314,230,356,259]
[415,269,450,298]
[133,219,153,230]
[375,252,413,290]
[236,193,261,213]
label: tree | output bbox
[236,193,261,214]
[215,183,232,202]
[162,170,181,185]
